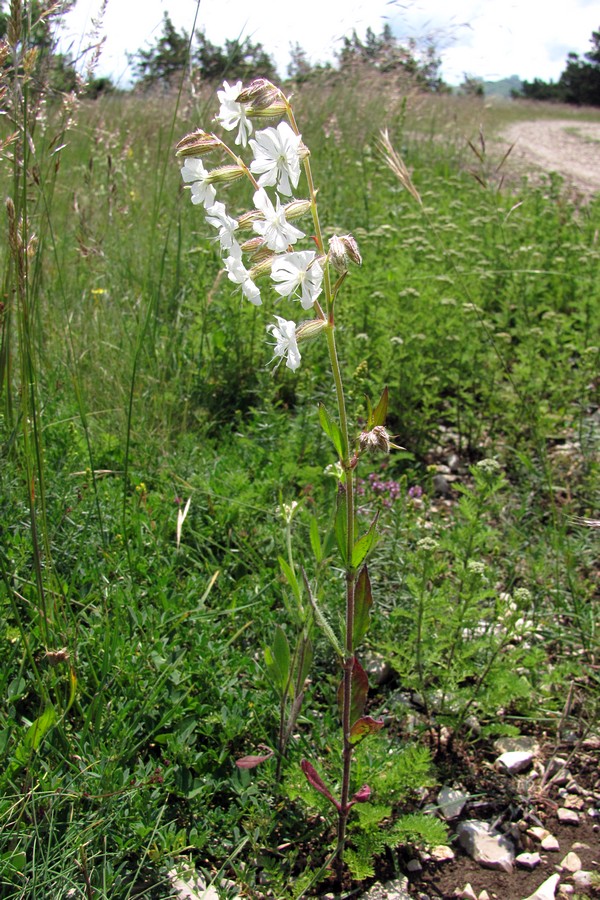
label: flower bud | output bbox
[248,255,276,279]
[236,78,282,108]
[359,425,391,455]
[328,233,362,273]
[283,198,312,220]
[295,318,328,343]
[176,130,222,157]
[205,164,245,184]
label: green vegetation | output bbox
[515,26,600,105]
[0,8,599,896]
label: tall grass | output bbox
[1,43,599,896]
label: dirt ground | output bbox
[498,119,600,198]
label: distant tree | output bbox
[515,27,600,106]
[128,12,191,87]
[287,41,312,81]
[128,16,277,88]
[337,24,446,92]
[459,74,484,97]
[559,28,600,105]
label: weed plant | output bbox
[0,20,598,896]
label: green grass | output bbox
[1,69,599,897]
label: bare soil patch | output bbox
[499,119,600,198]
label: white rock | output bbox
[521,873,561,900]
[572,870,593,889]
[557,808,580,825]
[406,858,422,873]
[438,785,469,819]
[456,820,514,873]
[541,834,560,851]
[516,851,542,869]
[431,844,455,861]
[478,892,491,900]
[496,750,535,774]
[558,886,574,896]
[559,851,581,873]
[528,826,551,842]
[454,885,478,900]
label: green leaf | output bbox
[337,657,369,728]
[318,403,343,459]
[335,485,348,564]
[7,706,57,778]
[352,516,380,569]
[265,625,292,696]
[353,565,373,648]
[309,517,322,564]
[349,715,385,744]
[371,386,389,427]
[297,634,314,686]
[278,555,301,604]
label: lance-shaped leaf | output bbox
[337,656,369,729]
[296,632,314,688]
[300,759,341,811]
[371,386,389,428]
[349,715,385,744]
[318,403,343,460]
[352,514,380,569]
[309,516,322,564]
[264,625,292,696]
[335,484,348,565]
[278,555,301,604]
[353,565,373,648]
[236,747,274,769]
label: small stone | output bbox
[431,845,455,861]
[496,750,535,774]
[559,851,581,873]
[529,826,551,842]
[494,735,539,754]
[478,892,490,900]
[406,858,422,873]
[563,794,585,810]
[517,852,542,869]
[572,871,593,890]
[454,885,477,900]
[571,842,590,851]
[437,786,469,820]
[557,808,580,825]
[456,820,515,873]
[541,834,560,852]
[558,886,574,896]
[522,873,561,900]
[545,757,569,784]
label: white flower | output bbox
[216,80,252,147]
[205,201,239,252]
[252,189,304,253]
[224,250,262,306]
[267,315,301,372]
[180,157,216,208]
[249,122,302,196]
[271,250,323,309]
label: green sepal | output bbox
[318,403,343,460]
[366,385,389,429]
[353,565,373,648]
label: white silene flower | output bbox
[180,157,216,208]
[224,250,262,306]
[249,122,302,196]
[267,315,301,372]
[205,201,239,253]
[271,251,323,309]
[216,80,253,147]
[252,188,304,253]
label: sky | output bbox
[60,0,600,87]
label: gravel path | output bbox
[500,119,600,198]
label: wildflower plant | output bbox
[176,78,394,866]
